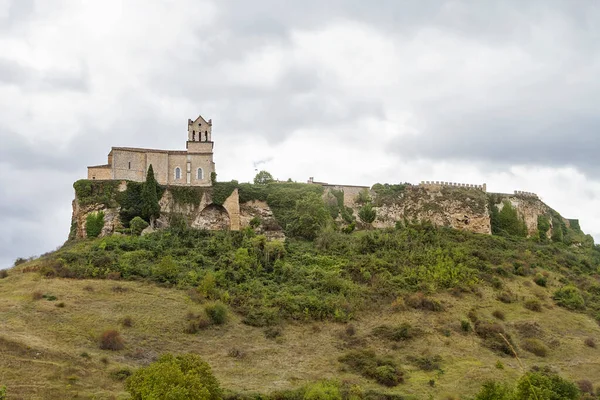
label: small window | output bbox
[175,167,181,180]
[128,161,131,169]
[197,168,203,180]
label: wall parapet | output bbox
[514,190,538,198]
[420,181,487,192]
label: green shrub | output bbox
[474,321,516,356]
[461,320,472,332]
[537,215,551,239]
[524,299,542,312]
[492,310,505,321]
[130,216,149,236]
[14,257,27,266]
[490,200,527,237]
[74,179,120,207]
[303,381,342,400]
[339,350,404,387]
[85,211,105,238]
[553,286,585,310]
[358,203,377,224]
[205,302,228,325]
[355,189,371,204]
[521,338,548,357]
[126,353,221,400]
[474,381,513,400]
[0,270,7,279]
[515,369,579,399]
[408,355,442,371]
[533,273,547,287]
[372,323,421,342]
[289,192,330,240]
[497,291,517,304]
[110,367,133,381]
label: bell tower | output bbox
[187,115,213,153]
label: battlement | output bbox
[420,181,487,192]
[514,190,538,198]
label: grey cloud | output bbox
[0,58,89,92]
[2,0,600,268]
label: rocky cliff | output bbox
[70,179,589,245]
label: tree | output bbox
[130,216,149,236]
[358,203,377,224]
[289,192,330,240]
[141,165,161,223]
[491,201,527,237]
[515,370,579,399]
[126,353,221,400]
[254,170,274,185]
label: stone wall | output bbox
[87,166,112,180]
[420,181,487,192]
[109,149,214,187]
[323,184,369,208]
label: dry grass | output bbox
[0,271,599,399]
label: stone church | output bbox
[87,115,216,186]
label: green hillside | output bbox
[2,222,600,399]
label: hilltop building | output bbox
[87,115,215,186]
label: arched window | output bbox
[175,167,181,180]
[197,168,203,180]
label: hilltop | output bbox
[1,177,599,399]
[2,220,600,398]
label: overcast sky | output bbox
[1,0,599,268]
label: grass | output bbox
[0,271,599,399]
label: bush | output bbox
[521,338,548,357]
[524,299,542,312]
[126,353,221,400]
[461,320,472,332]
[14,257,27,266]
[515,370,579,399]
[553,286,585,310]
[338,350,404,387]
[358,203,377,224]
[577,380,595,396]
[0,270,7,279]
[130,216,149,236]
[372,323,421,342]
[110,367,133,381]
[405,293,444,311]
[584,337,596,348]
[533,273,547,287]
[122,316,133,328]
[303,381,342,400]
[205,302,228,325]
[32,291,43,300]
[497,291,517,304]
[85,211,105,238]
[0,386,5,400]
[492,310,505,321]
[184,312,212,333]
[474,321,516,356]
[408,355,442,371]
[99,330,125,351]
[474,381,513,400]
[289,192,330,240]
